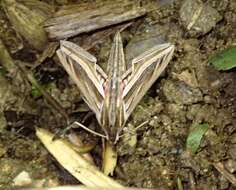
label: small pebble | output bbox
[225,159,236,173]
[13,171,32,187]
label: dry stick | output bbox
[36,128,123,188]
[31,42,59,70]
[16,62,70,123]
[44,0,146,40]
[0,39,38,114]
[177,177,184,190]
[213,162,236,186]
[0,39,17,74]
[189,171,196,190]
[27,187,151,190]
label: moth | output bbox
[56,31,174,143]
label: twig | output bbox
[0,39,17,74]
[36,128,123,188]
[16,62,70,123]
[31,42,59,70]
[213,162,236,187]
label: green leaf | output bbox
[31,85,42,98]
[186,123,209,154]
[209,46,236,71]
[31,82,54,98]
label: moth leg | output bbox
[73,121,108,139]
[52,118,90,140]
[119,120,149,138]
[52,123,75,141]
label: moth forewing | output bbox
[122,43,173,97]
[131,43,173,64]
[60,40,97,63]
[56,41,106,123]
[122,43,174,121]
[59,41,105,97]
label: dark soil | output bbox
[0,0,235,189]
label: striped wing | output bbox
[122,43,175,120]
[56,40,107,123]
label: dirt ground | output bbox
[0,0,236,189]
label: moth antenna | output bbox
[73,121,108,139]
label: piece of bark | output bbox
[44,0,146,40]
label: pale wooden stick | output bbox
[36,128,123,188]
